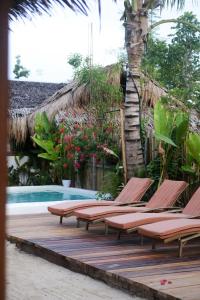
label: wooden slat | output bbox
[7,213,200,300]
[0,1,9,299]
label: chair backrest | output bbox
[183,187,200,216]
[114,177,153,205]
[146,179,188,209]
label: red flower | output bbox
[75,146,81,152]
[75,162,81,169]
[160,279,168,285]
[65,144,73,151]
[74,123,80,129]
[59,128,65,134]
[80,153,85,160]
[64,135,72,143]
[63,163,68,169]
[67,153,74,159]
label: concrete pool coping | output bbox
[7,185,98,215]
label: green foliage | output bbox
[143,12,200,109]
[13,55,30,79]
[32,112,121,184]
[153,100,189,184]
[154,99,189,145]
[67,53,83,69]
[97,163,124,199]
[182,133,200,177]
[147,155,182,187]
[67,53,123,118]
[8,156,52,186]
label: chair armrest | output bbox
[164,208,183,213]
[143,206,179,213]
[189,215,200,219]
[129,202,147,207]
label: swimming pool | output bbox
[7,186,96,204]
[7,185,97,215]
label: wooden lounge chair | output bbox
[48,177,153,224]
[74,180,188,230]
[138,219,200,257]
[104,186,200,239]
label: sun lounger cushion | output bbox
[74,206,147,220]
[146,180,188,208]
[48,200,112,216]
[74,180,188,221]
[48,177,153,217]
[105,212,189,230]
[138,219,200,240]
[182,187,200,216]
[114,177,153,204]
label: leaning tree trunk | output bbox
[123,0,148,179]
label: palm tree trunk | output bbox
[124,0,148,178]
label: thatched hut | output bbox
[9,66,200,153]
[9,80,65,146]
[9,66,169,144]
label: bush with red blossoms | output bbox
[57,113,121,179]
[33,111,121,184]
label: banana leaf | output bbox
[186,133,200,165]
[32,136,55,154]
[38,153,58,161]
[155,133,177,147]
[175,112,189,145]
[181,165,196,174]
[154,101,175,140]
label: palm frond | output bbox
[163,0,198,10]
[9,0,89,21]
[144,0,198,10]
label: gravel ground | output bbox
[6,242,144,300]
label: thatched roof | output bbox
[9,66,200,144]
[9,80,65,117]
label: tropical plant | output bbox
[9,0,91,21]
[67,53,123,119]
[32,112,121,184]
[8,155,52,186]
[13,55,30,79]
[182,133,200,180]
[119,0,199,179]
[143,12,200,109]
[153,99,189,184]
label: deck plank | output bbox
[7,214,200,300]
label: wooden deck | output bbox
[7,214,200,300]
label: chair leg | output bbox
[179,239,186,258]
[60,216,63,224]
[85,221,89,231]
[117,231,121,240]
[105,224,108,235]
[152,240,156,250]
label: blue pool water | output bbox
[7,190,96,204]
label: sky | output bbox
[9,1,200,83]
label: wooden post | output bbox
[92,156,97,189]
[120,108,127,183]
[0,1,9,299]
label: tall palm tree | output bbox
[10,0,196,179]
[120,0,198,179]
